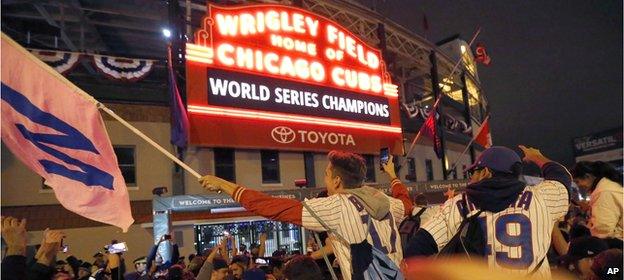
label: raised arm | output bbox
[519,145,572,190]
[310,238,334,260]
[382,155,413,216]
[200,175,304,225]
[146,235,166,272]
[1,217,28,280]
[551,224,569,256]
[258,233,267,258]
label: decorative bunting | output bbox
[29,49,80,75]
[93,55,154,82]
[27,49,157,82]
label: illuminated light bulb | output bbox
[460,45,466,54]
[162,28,172,38]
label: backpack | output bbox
[398,207,427,251]
[436,208,486,258]
[302,201,404,280]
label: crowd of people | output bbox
[2,145,622,280]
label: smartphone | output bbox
[379,148,389,170]
[60,239,67,253]
[107,242,128,254]
[226,238,232,251]
[255,258,268,265]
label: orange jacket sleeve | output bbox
[233,187,303,225]
[390,178,413,216]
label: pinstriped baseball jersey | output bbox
[302,192,406,280]
[422,180,568,278]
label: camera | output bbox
[105,242,128,254]
[379,148,389,171]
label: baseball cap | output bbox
[133,256,147,264]
[559,236,609,263]
[465,146,521,174]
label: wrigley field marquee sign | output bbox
[185,4,403,154]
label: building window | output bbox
[214,148,235,182]
[364,155,376,182]
[114,146,136,185]
[425,159,434,181]
[406,158,417,182]
[303,152,315,188]
[261,150,280,184]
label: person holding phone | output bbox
[104,240,126,280]
[200,150,413,280]
[145,233,179,277]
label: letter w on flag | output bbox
[1,33,133,231]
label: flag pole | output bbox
[403,27,481,162]
[445,115,490,177]
[97,104,202,179]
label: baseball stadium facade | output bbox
[1,0,489,263]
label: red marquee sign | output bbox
[186,4,403,154]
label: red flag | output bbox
[475,117,492,148]
[475,43,491,66]
[421,112,443,159]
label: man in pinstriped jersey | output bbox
[405,145,571,279]
[199,150,413,280]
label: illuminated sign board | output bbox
[186,4,403,153]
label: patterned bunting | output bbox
[93,55,154,82]
[29,49,81,75]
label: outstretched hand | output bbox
[42,228,65,244]
[518,145,551,167]
[36,228,66,266]
[199,175,238,196]
[1,216,27,256]
[381,155,397,179]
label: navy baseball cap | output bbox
[465,146,521,174]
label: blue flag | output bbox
[168,47,190,151]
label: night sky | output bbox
[358,0,623,167]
